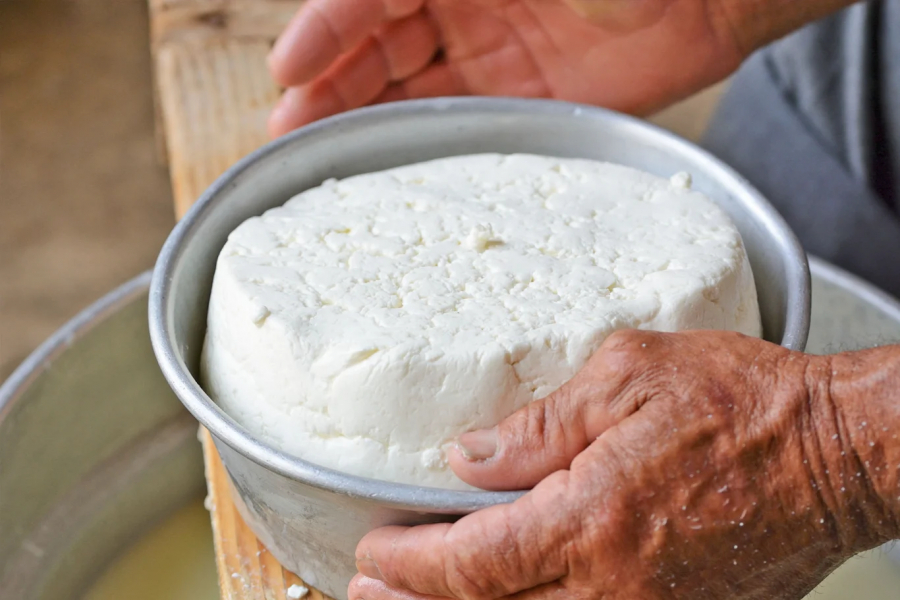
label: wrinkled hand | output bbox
[266,0,748,136]
[351,330,896,600]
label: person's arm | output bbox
[266,0,859,137]
[350,331,900,600]
[820,346,900,545]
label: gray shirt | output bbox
[703,0,900,297]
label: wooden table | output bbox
[148,1,329,598]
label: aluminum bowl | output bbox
[149,97,811,598]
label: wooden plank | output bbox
[202,429,321,600]
[150,0,297,47]
[149,1,323,598]
[155,37,281,216]
[147,0,293,168]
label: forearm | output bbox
[813,346,900,550]
[719,0,861,56]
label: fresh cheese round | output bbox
[201,153,761,489]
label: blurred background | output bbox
[1,0,175,379]
[0,0,722,381]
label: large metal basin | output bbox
[0,274,205,599]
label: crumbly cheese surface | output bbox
[201,154,761,489]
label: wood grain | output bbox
[149,1,324,598]
[155,38,282,216]
[150,0,297,46]
[202,429,329,600]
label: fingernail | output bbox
[458,428,498,461]
[355,557,383,581]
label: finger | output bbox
[371,61,468,104]
[268,86,320,138]
[268,15,441,137]
[350,574,569,600]
[505,580,569,600]
[375,13,441,80]
[356,478,574,599]
[268,42,389,136]
[349,574,444,600]
[268,41,389,136]
[371,84,409,105]
[449,330,655,490]
[268,0,425,88]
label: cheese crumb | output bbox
[670,171,692,189]
[464,223,502,251]
[250,305,270,326]
[420,447,447,471]
[287,584,309,599]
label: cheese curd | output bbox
[201,154,761,489]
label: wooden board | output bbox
[148,1,325,598]
[150,0,297,215]
[202,429,329,600]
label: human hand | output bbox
[266,0,856,137]
[350,330,898,600]
[266,0,747,137]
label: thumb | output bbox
[448,336,644,490]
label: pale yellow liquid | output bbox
[85,500,900,599]
[84,500,218,600]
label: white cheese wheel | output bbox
[201,154,761,489]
